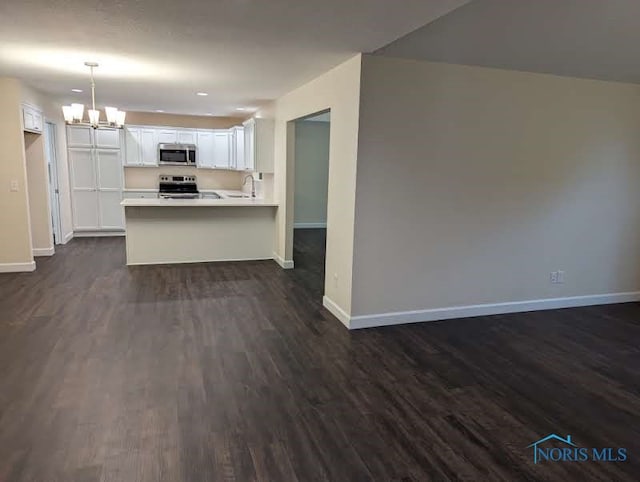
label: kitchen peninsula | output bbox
[121,195,278,265]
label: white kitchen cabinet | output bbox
[196,130,215,168]
[124,126,158,166]
[67,125,94,147]
[242,118,274,173]
[212,130,231,169]
[124,127,141,166]
[72,190,100,230]
[96,149,122,189]
[94,128,121,149]
[67,127,124,232]
[22,104,43,134]
[98,191,125,229]
[157,129,177,144]
[177,129,197,145]
[230,126,245,170]
[140,129,158,166]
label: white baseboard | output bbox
[322,296,350,328]
[273,252,294,269]
[73,231,125,238]
[127,256,273,266]
[62,231,74,244]
[347,291,640,330]
[33,247,54,257]
[294,222,327,229]
[0,261,36,273]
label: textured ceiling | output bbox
[0,0,469,115]
[376,0,640,84]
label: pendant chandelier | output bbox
[62,62,126,129]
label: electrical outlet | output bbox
[10,180,19,192]
[550,271,566,284]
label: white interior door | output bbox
[44,122,62,244]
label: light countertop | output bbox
[121,197,278,207]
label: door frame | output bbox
[44,122,63,244]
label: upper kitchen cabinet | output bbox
[94,128,121,149]
[177,129,197,145]
[230,126,245,170]
[212,131,231,169]
[124,126,158,167]
[157,129,177,144]
[66,125,94,147]
[196,130,215,168]
[22,104,43,134]
[243,118,274,173]
[67,125,123,150]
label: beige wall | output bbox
[126,112,245,129]
[263,54,362,314]
[294,120,330,226]
[22,84,74,244]
[0,78,33,268]
[351,55,640,318]
[24,133,53,252]
[125,166,244,190]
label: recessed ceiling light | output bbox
[206,113,213,116]
[196,92,208,96]
[236,107,246,111]
[155,109,164,113]
[71,88,83,93]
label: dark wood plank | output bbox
[0,230,638,481]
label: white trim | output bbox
[294,222,327,229]
[63,231,74,244]
[347,291,640,330]
[0,261,36,273]
[273,252,294,269]
[322,296,350,328]
[33,247,55,257]
[73,231,125,237]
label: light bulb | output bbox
[71,103,84,121]
[62,105,74,123]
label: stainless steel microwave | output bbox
[158,144,197,166]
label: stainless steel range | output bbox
[158,175,199,199]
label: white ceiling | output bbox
[376,0,640,85]
[0,0,469,116]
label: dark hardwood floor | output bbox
[0,229,638,481]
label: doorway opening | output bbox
[44,122,63,244]
[291,110,331,294]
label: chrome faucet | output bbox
[243,174,256,198]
